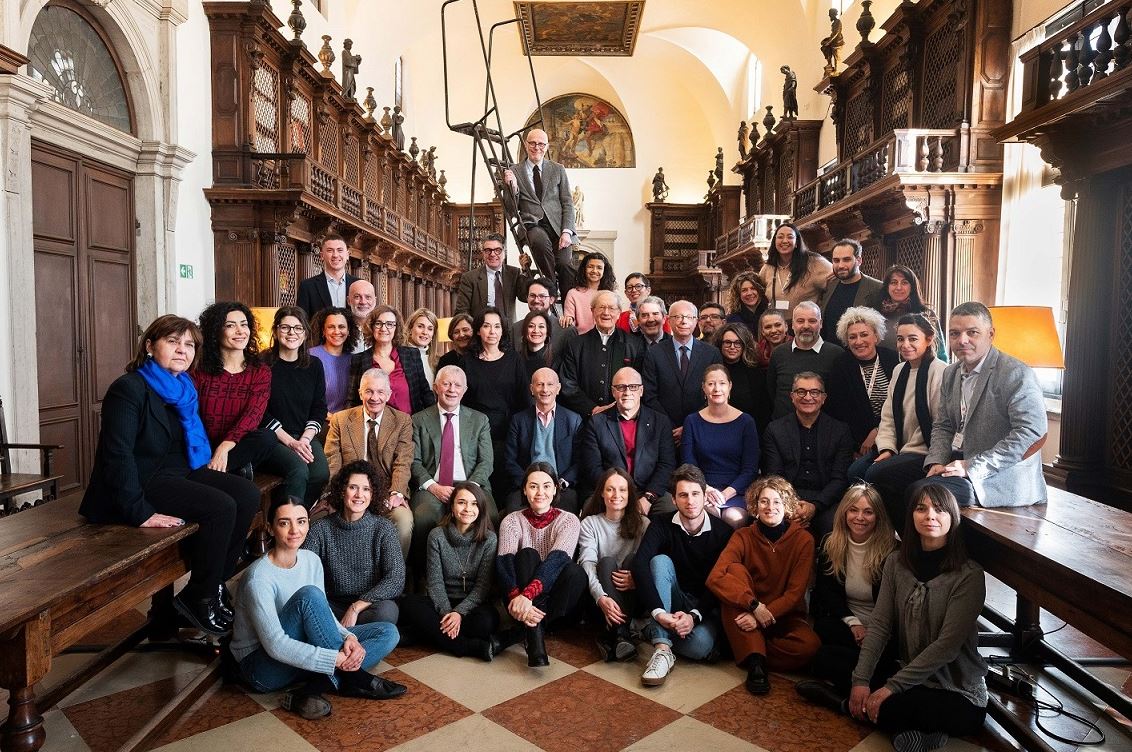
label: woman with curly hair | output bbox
[562,251,617,334]
[399,481,501,660]
[725,271,769,334]
[707,476,820,695]
[578,468,649,662]
[758,222,833,310]
[796,484,898,710]
[518,309,557,378]
[437,313,474,371]
[347,304,434,415]
[193,301,276,478]
[876,265,946,360]
[302,461,405,625]
[309,307,357,414]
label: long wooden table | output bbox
[0,498,196,752]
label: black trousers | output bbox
[225,428,277,475]
[811,616,898,695]
[596,555,637,615]
[525,221,575,295]
[398,593,500,657]
[876,686,987,737]
[513,547,587,625]
[144,467,259,602]
[864,452,929,529]
[907,475,978,511]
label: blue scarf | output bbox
[137,358,211,470]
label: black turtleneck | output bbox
[757,517,790,543]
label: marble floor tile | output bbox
[381,643,438,667]
[148,681,267,749]
[398,646,577,712]
[543,625,605,668]
[386,713,544,752]
[149,711,319,752]
[39,708,92,752]
[625,715,769,752]
[56,650,212,709]
[483,671,681,752]
[63,675,197,752]
[583,645,746,713]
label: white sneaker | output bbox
[641,648,676,687]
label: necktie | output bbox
[533,164,543,199]
[679,345,690,377]
[438,412,455,487]
[493,270,504,310]
[367,418,379,462]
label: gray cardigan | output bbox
[302,512,405,605]
[426,524,497,616]
[852,551,988,708]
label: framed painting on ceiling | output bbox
[524,93,635,168]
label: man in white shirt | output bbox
[297,233,360,320]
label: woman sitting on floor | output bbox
[496,462,587,668]
[848,484,989,752]
[81,315,259,636]
[302,461,405,625]
[795,483,898,710]
[578,467,649,663]
[230,492,404,720]
[399,481,500,661]
[706,475,821,696]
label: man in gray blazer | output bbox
[455,233,531,322]
[819,238,883,345]
[409,365,497,565]
[504,128,577,294]
[910,301,1048,511]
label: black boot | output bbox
[743,653,771,695]
[795,679,846,712]
[525,624,549,667]
[215,584,234,624]
[335,669,407,700]
[173,594,229,636]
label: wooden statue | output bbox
[738,120,750,159]
[392,105,406,151]
[652,167,670,202]
[715,147,724,182]
[821,8,845,75]
[341,38,361,100]
[781,65,798,119]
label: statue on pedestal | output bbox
[424,146,438,178]
[341,38,361,100]
[392,105,406,151]
[651,167,669,202]
[572,185,585,229]
[781,65,798,119]
[738,121,750,159]
[714,147,724,183]
[821,8,845,75]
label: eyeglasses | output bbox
[612,384,643,393]
[757,498,785,508]
[482,247,504,256]
[373,320,399,330]
[528,293,550,300]
[669,314,697,322]
[277,325,306,334]
[699,313,723,321]
[625,283,647,292]
[594,305,620,313]
[526,141,549,148]
[791,388,826,398]
[720,339,743,348]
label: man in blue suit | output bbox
[642,300,723,443]
[296,233,360,320]
[503,367,583,513]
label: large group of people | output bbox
[80,212,1049,751]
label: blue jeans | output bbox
[640,555,719,660]
[847,448,878,484]
[239,585,399,693]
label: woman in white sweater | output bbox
[578,467,650,662]
[864,313,948,524]
[230,493,404,720]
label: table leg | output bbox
[0,686,45,752]
[1013,595,1044,658]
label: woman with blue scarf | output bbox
[80,315,259,636]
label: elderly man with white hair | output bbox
[767,301,845,419]
[559,290,644,417]
[642,300,723,443]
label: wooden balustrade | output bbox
[714,213,790,274]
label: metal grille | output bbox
[274,238,298,306]
[881,67,911,131]
[894,231,926,280]
[289,95,312,154]
[762,164,775,216]
[365,154,381,201]
[1109,187,1132,469]
[861,244,885,278]
[922,22,961,128]
[344,134,360,186]
[252,65,279,152]
[663,218,699,251]
[843,93,873,158]
[318,118,339,170]
[776,142,794,215]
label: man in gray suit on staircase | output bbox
[909,301,1048,511]
[504,128,578,295]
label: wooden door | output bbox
[32,142,135,495]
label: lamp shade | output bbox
[250,306,279,352]
[986,306,1064,369]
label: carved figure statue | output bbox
[821,8,845,75]
[572,185,585,229]
[652,167,669,202]
[392,105,406,151]
[714,147,724,182]
[424,146,438,178]
[341,38,361,99]
[738,121,750,160]
[781,65,799,120]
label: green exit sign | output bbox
[179,264,194,279]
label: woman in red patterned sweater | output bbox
[192,302,276,478]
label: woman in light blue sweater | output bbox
[230,493,404,720]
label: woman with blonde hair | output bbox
[404,308,439,387]
[347,305,433,415]
[796,483,898,710]
[724,271,768,333]
[707,475,820,695]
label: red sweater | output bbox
[193,365,271,445]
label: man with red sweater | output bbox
[631,464,732,687]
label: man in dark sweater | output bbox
[767,301,844,419]
[819,238,883,345]
[632,464,733,687]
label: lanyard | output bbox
[859,360,879,397]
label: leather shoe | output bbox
[795,679,846,712]
[336,671,407,700]
[480,635,500,662]
[525,624,549,667]
[215,586,234,623]
[173,595,229,636]
[744,655,771,695]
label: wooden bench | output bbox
[962,487,1132,747]
[0,497,203,752]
